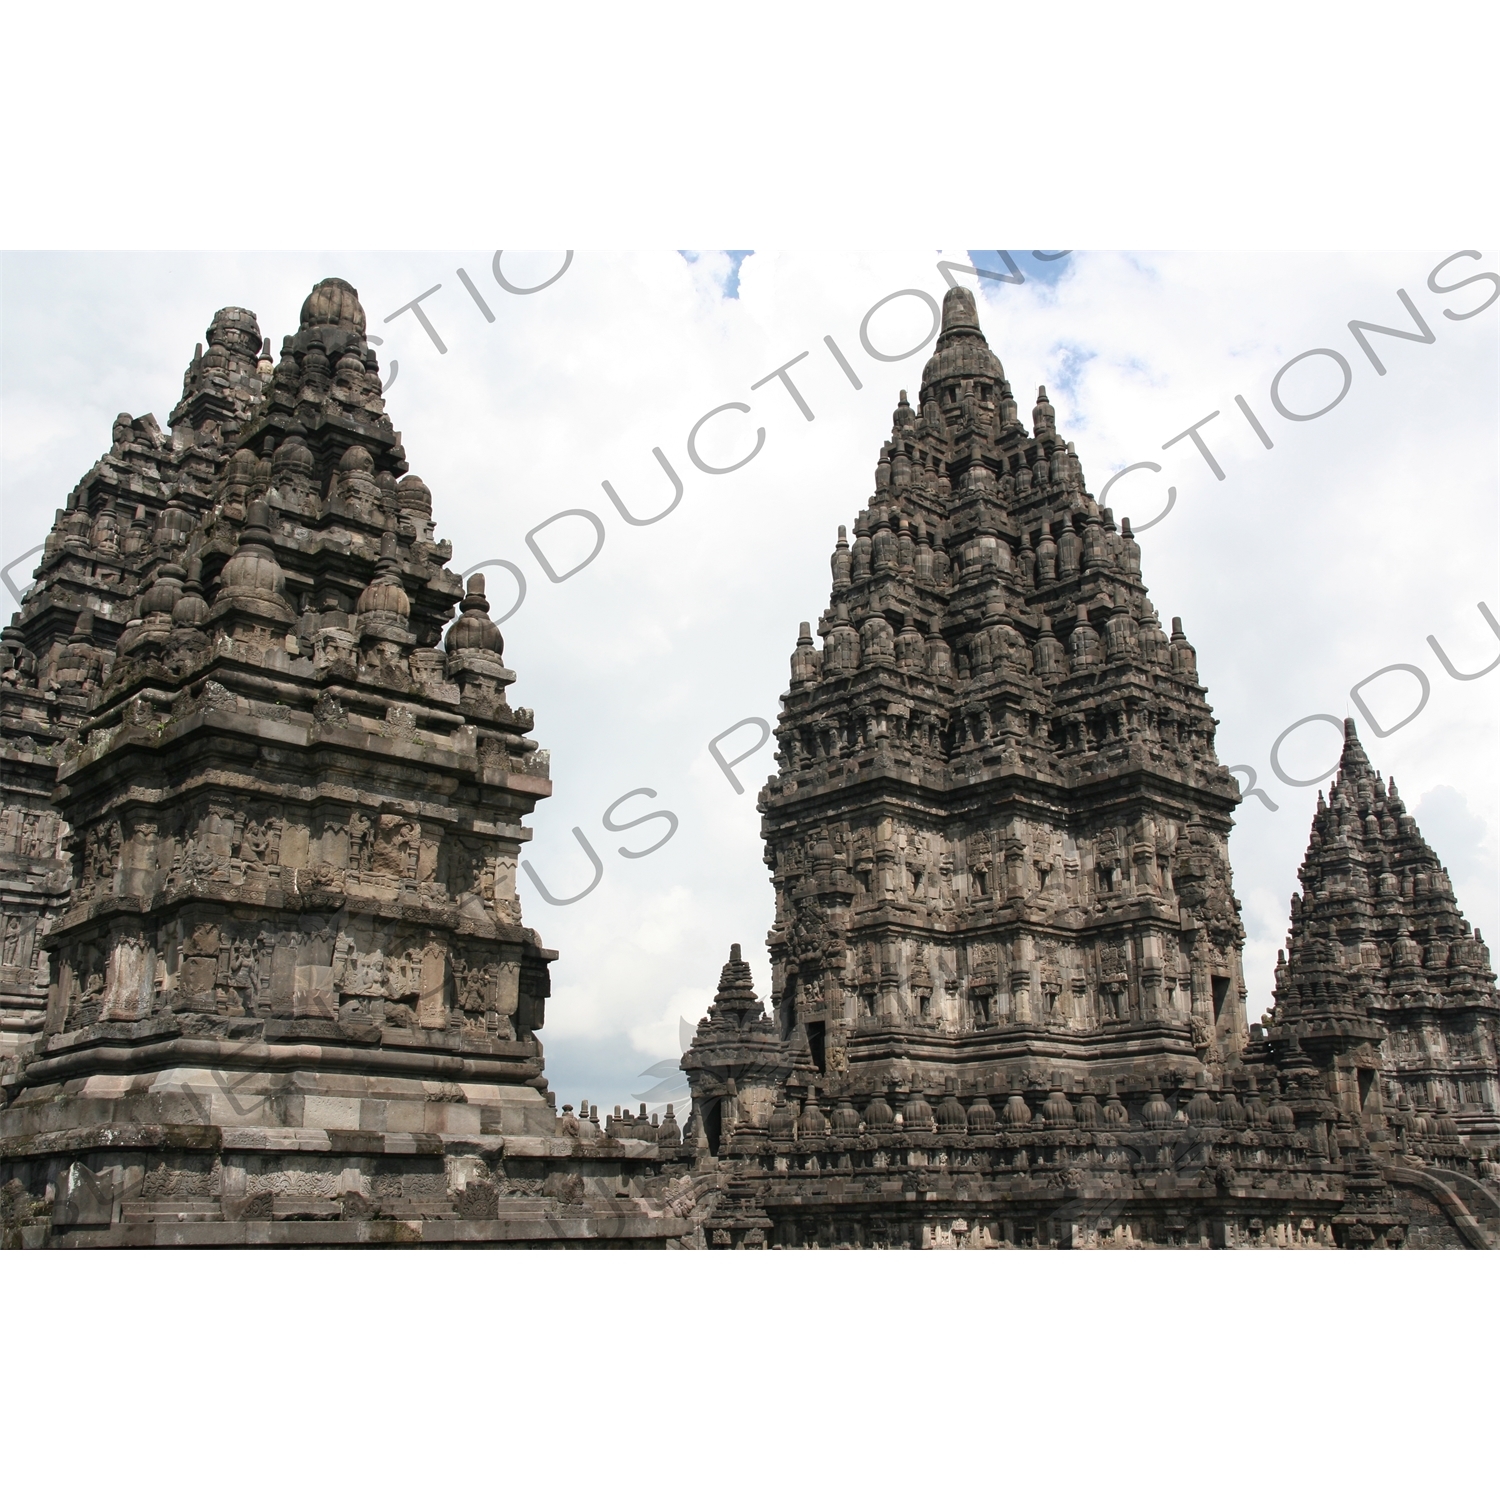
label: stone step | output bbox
[121,1201,224,1223]
[270,1196,343,1221]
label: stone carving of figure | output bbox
[82,823,121,889]
[229,937,257,1007]
[453,956,492,1018]
[332,930,356,987]
[2,916,21,966]
[241,819,269,867]
[400,821,421,879]
[189,830,217,880]
[358,950,387,994]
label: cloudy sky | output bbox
[2,249,1496,1113]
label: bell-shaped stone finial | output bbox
[1069,604,1100,670]
[1033,614,1064,680]
[396,474,433,528]
[205,305,264,361]
[136,561,185,622]
[446,573,503,654]
[299,277,367,336]
[172,554,210,630]
[790,622,819,685]
[830,524,852,590]
[356,532,411,620]
[211,497,295,624]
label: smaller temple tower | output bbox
[682,944,790,1156]
[1266,719,1500,1152]
[0,308,271,1058]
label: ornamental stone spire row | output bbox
[681,286,1500,1248]
[0,280,695,1245]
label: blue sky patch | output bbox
[679,250,754,298]
[968,250,1074,289]
[1046,340,1097,409]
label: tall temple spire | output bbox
[737,281,1246,1084]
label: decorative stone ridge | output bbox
[679,287,1500,1249]
[0,281,695,1247]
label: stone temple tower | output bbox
[0,308,271,1059]
[756,285,1245,1095]
[681,286,1499,1249]
[1265,719,1499,1151]
[0,280,694,1246]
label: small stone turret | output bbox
[446,574,504,655]
[681,944,791,1156]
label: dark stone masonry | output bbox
[2,279,1496,1247]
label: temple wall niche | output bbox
[0,911,40,978]
[100,928,155,1021]
[0,806,62,860]
[280,820,310,868]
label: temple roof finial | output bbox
[299,277,366,336]
[1339,716,1373,779]
[940,285,980,334]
